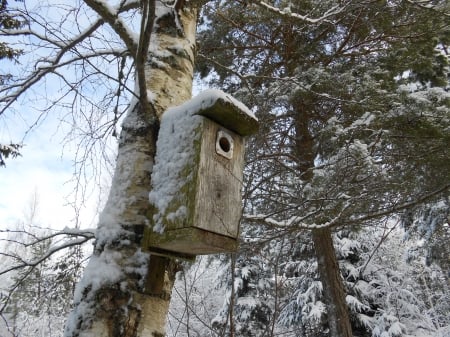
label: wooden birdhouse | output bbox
[143,89,258,258]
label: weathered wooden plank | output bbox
[194,119,244,237]
[143,227,238,255]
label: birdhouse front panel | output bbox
[194,119,245,238]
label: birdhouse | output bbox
[143,89,258,258]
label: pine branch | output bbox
[254,1,350,24]
[345,183,450,225]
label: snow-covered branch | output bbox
[406,0,450,16]
[255,1,349,24]
[243,204,350,231]
[243,182,449,234]
[83,0,138,57]
[0,27,68,48]
[0,227,94,276]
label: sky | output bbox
[0,114,104,230]
[0,0,206,232]
[0,0,116,231]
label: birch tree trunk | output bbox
[64,2,200,336]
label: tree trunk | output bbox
[312,227,352,337]
[293,100,352,337]
[64,2,199,336]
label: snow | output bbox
[120,96,142,129]
[336,236,360,258]
[297,281,323,305]
[155,2,173,20]
[182,89,257,120]
[257,1,344,24]
[241,265,252,279]
[346,294,370,312]
[328,111,376,138]
[65,246,126,336]
[73,249,123,303]
[166,205,187,222]
[123,248,150,288]
[95,212,126,245]
[148,98,203,233]
[95,0,118,16]
[237,296,258,308]
[306,301,326,322]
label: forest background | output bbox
[1,0,449,337]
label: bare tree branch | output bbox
[0,228,94,277]
[0,19,104,114]
[83,0,138,58]
[136,0,156,115]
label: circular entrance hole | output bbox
[216,130,233,159]
[219,136,231,153]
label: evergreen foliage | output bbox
[0,1,23,165]
[0,0,449,336]
[0,0,23,61]
[1,233,84,337]
[0,142,21,166]
[192,1,450,336]
[169,225,450,337]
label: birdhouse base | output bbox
[143,226,238,258]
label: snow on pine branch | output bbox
[255,1,349,24]
[406,0,450,16]
[243,203,351,231]
[245,181,450,232]
[345,183,450,225]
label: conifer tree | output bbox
[196,1,449,336]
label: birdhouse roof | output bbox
[187,89,259,136]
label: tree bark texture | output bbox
[64,2,199,337]
[293,101,353,337]
[312,228,352,337]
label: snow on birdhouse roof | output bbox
[169,89,259,136]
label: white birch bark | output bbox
[64,2,199,336]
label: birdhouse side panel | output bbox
[194,120,245,238]
[148,110,204,234]
[153,152,199,231]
